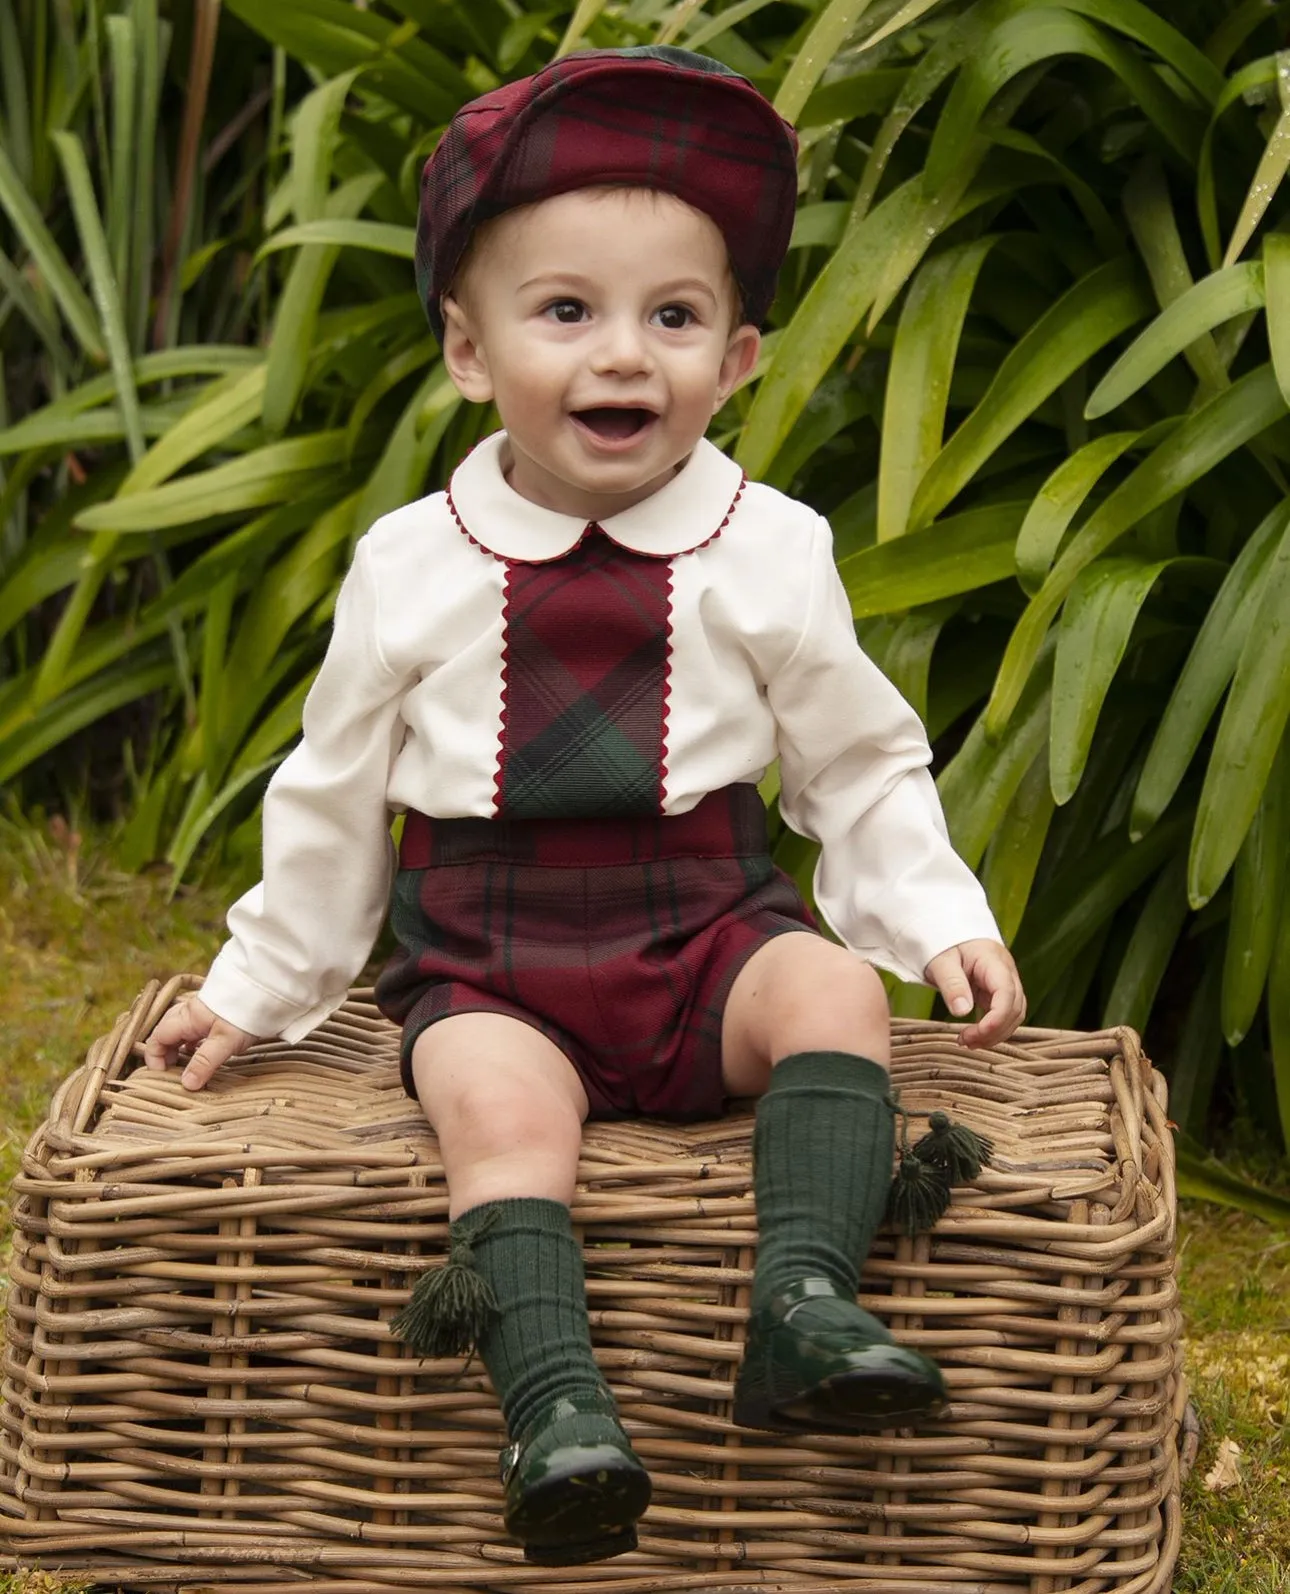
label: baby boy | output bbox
[146,46,1026,1566]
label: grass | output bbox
[0,814,231,1203]
[0,1578,91,1594]
[1174,1204,1290,1591]
[0,818,1286,1592]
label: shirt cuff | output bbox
[891,905,1007,986]
[198,952,347,1044]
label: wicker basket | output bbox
[1,975,1185,1594]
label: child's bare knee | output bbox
[723,935,894,1093]
[410,1014,585,1153]
[848,957,890,1025]
[808,944,889,1045]
[768,934,887,1021]
[407,1016,587,1211]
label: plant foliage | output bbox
[4,0,1290,1157]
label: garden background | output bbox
[1,0,1288,1586]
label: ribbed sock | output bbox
[463,1196,610,1440]
[750,1051,894,1315]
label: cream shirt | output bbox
[200,431,1001,1041]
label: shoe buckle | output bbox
[498,1441,519,1485]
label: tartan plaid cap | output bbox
[417,45,799,339]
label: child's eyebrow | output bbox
[517,272,596,293]
[517,271,720,304]
[652,278,721,304]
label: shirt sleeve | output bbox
[769,515,1002,985]
[198,536,411,1041]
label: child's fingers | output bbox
[141,1017,176,1070]
[141,997,256,1089]
[179,1021,252,1092]
[924,940,1026,1048]
[968,995,1020,1047]
[925,948,974,1018]
[142,997,213,1071]
[959,962,1026,1049]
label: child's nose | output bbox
[590,315,652,375]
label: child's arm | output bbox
[161,536,412,1084]
[768,515,1026,1034]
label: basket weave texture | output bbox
[2,976,1184,1594]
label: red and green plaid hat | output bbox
[416,45,799,339]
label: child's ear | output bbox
[715,323,761,409]
[441,294,495,404]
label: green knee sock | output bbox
[458,1196,610,1440]
[750,1051,894,1314]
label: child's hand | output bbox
[141,996,260,1091]
[924,939,1026,1048]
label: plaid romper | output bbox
[374,526,817,1118]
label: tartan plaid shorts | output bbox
[374,784,817,1119]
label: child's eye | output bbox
[545,299,586,324]
[654,304,695,330]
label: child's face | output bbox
[441,187,761,521]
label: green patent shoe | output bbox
[500,1390,651,1565]
[732,1277,948,1433]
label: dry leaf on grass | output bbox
[1203,1436,1243,1493]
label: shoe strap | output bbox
[502,1386,622,1481]
[772,1277,849,1318]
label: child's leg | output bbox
[411,1010,588,1216]
[721,934,947,1431]
[403,1012,650,1563]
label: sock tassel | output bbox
[885,1095,993,1238]
[912,1110,993,1184]
[392,1205,501,1358]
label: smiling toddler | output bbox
[144,46,1026,1567]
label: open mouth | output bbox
[571,406,656,442]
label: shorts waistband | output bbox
[398,784,770,868]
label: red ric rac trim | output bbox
[493,559,515,816]
[591,472,748,561]
[683,472,746,557]
[446,484,506,563]
[448,482,594,564]
[660,556,674,812]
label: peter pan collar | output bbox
[446,430,746,562]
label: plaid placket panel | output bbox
[497,530,671,820]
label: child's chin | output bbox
[561,459,681,514]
